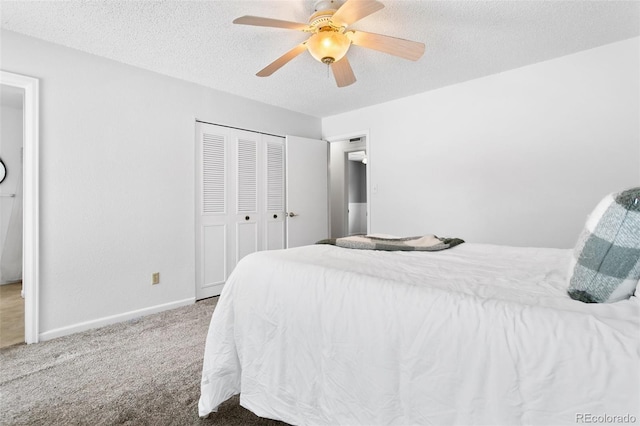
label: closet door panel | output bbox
[203,225,226,286]
[235,132,261,261]
[264,136,286,250]
[196,123,232,299]
[236,221,258,263]
[202,133,226,215]
[266,220,285,250]
[237,137,258,214]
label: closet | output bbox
[195,122,330,300]
[195,122,286,300]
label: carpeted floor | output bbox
[0,297,287,425]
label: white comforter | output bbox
[199,243,640,425]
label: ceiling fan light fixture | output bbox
[307,28,351,64]
[233,0,425,87]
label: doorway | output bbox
[0,84,24,347]
[328,133,369,238]
[346,150,367,235]
[0,71,40,344]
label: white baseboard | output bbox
[38,297,196,342]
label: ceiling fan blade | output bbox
[256,43,308,77]
[233,16,310,31]
[331,0,384,27]
[348,30,425,61]
[331,57,356,88]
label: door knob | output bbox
[288,212,298,217]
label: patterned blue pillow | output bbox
[567,187,640,303]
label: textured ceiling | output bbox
[1,0,638,117]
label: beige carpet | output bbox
[0,297,287,425]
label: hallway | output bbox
[0,282,24,348]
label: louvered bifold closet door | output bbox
[264,135,286,250]
[195,123,287,300]
[196,122,232,300]
[235,132,260,264]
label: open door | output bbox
[285,136,328,248]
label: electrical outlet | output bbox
[152,272,160,285]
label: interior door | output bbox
[286,136,329,248]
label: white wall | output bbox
[0,102,23,284]
[0,30,321,339]
[323,37,640,249]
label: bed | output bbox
[198,242,640,425]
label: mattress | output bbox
[199,243,640,425]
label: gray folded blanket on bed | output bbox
[316,234,464,251]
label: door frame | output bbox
[0,71,40,344]
[326,130,371,236]
[343,148,367,236]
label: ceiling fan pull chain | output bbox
[327,62,330,78]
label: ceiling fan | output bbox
[233,0,425,88]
